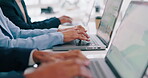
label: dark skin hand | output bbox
[32,50,89,65]
[46,50,90,65]
[24,59,92,78]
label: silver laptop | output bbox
[52,0,123,51]
[87,1,148,78]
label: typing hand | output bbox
[59,15,72,24]
[45,50,90,66]
[24,59,92,78]
[32,50,89,65]
[58,26,90,42]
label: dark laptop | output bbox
[87,1,148,78]
[52,0,123,51]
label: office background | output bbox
[24,0,147,23]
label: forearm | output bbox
[0,31,64,50]
[0,71,24,78]
[14,17,61,29]
[2,12,59,38]
[0,47,33,72]
[19,28,58,38]
[31,17,61,29]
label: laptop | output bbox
[52,0,123,51]
[87,1,148,78]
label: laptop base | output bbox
[89,58,115,78]
[52,35,106,51]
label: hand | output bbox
[24,60,92,78]
[32,50,54,63]
[47,50,90,65]
[32,50,89,65]
[59,26,90,42]
[62,29,89,42]
[58,25,87,33]
[74,25,87,33]
[59,16,72,24]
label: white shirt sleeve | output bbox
[28,49,36,65]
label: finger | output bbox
[50,53,66,59]
[66,19,72,23]
[62,15,73,22]
[78,34,90,41]
[65,59,87,66]
[69,50,88,59]
[77,31,90,38]
[62,15,72,20]
[75,25,87,32]
[70,58,90,67]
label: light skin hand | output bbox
[59,26,90,42]
[59,15,72,24]
[62,29,89,42]
[74,25,87,32]
[24,60,92,78]
[58,25,86,32]
[58,25,90,39]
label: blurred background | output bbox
[24,0,148,22]
[25,0,106,22]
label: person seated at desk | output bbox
[0,8,89,50]
[0,0,72,29]
[0,47,92,78]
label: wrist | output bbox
[33,50,53,63]
[32,50,40,63]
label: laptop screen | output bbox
[106,1,148,78]
[97,0,123,45]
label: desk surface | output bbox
[43,49,107,59]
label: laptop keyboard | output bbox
[89,60,106,78]
[76,60,104,78]
[89,35,101,45]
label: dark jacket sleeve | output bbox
[0,0,61,29]
[0,71,24,78]
[0,47,33,72]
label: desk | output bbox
[43,49,107,59]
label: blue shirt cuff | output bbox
[48,28,58,33]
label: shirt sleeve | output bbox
[28,49,36,66]
[0,9,64,50]
[0,71,24,78]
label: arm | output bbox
[24,60,92,78]
[0,10,59,38]
[0,71,24,78]
[0,1,61,29]
[0,47,33,72]
[0,11,63,50]
[0,29,64,50]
